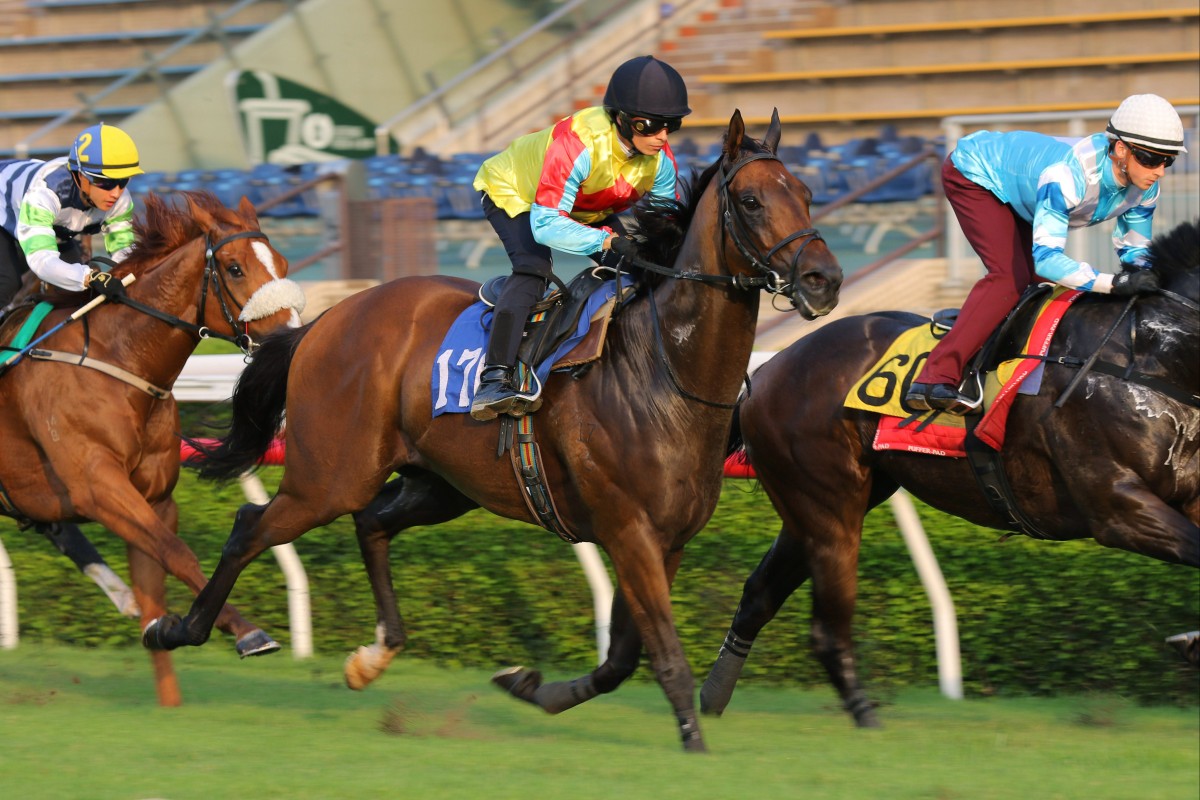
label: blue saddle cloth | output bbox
[431,278,628,416]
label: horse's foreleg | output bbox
[701,528,810,716]
[125,544,181,707]
[492,587,643,712]
[807,526,878,728]
[345,473,478,690]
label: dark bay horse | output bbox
[0,191,305,705]
[701,219,1200,727]
[144,110,842,751]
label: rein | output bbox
[1052,287,1200,410]
[625,149,825,408]
[114,230,267,354]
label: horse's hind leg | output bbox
[345,471,479,690]
[152,497,279,658]
[39,522,139,617]
[125,544,181,707]
[493,546,707,751]
[701,527,810,717]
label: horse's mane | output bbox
[630,133,776,273]
[1149,218,1199,280]
[125,190,240,270]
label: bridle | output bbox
[621,148,828,408]
[114,230,268,354]
[717,150,826,314]
[623,149,826,305]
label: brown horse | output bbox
[0,190,305,705]
[701,219,1200,727]
[144,110,842,750]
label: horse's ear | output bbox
[763,108,782,154]
[238,195,261,230]
[184,193,217,234]
[724,109,746,159]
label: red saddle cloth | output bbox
[849,288,1083,457]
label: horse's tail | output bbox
[726,404,746,460]
[185,323,312,482]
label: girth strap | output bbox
[962,417,1049,540]
[506,415,578,543]
[28,348,171,399]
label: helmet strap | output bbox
[614,111,635,142]
[70,170,97,209]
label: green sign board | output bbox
[228,70,398,164]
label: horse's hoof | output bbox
[491,666,542,704]
[1166,631,1199,667]
[236,630,281,658]
[142,615,178,651]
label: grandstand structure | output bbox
[1,0,1197,339]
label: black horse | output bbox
[701,219,1199,727]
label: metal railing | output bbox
[374,0,708,155]
[12,0,275,161]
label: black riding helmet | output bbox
[603,56,691,142]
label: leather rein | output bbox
[26,230,269,399]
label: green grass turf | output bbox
[0,645,1195,800]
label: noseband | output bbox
[717,151,825,305]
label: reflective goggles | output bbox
[86,174,131,191]
[1122,140,1176,169]
[628,115,683,136]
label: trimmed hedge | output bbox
[2,471,1196,705]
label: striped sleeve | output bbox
[103,193,136,261]
[1112,186,1157,268]
[16,188,92,290]
[1030,165,1107,292]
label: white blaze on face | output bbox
[251,241,280,279]
[237,240,307,322]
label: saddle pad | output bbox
[844,323,968,429]
[3,302,54,352]
[850,286,1082,458]
[431,278,626,417]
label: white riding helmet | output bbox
[1106,94,1187,153]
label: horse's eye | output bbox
[741,195,761,211]
[227,262,244,278]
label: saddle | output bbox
[479,267,637,376]
[928,282,1056,412]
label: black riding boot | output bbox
[470,279,545,421]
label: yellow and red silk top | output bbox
[473,106,679,256]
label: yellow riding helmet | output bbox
[68,123,145,179]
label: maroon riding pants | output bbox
[916,156,1037,386]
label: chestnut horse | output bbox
[144,111,842,750]
[0,191,305,705]
[701,219,1199,726]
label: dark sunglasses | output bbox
[1122,140,1176,169]
[628,115,682,136]
[88,175,131,190]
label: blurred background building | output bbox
[2,0,1196,340]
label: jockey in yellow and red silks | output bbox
[476,105,681,254]
[470,55,692,421]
